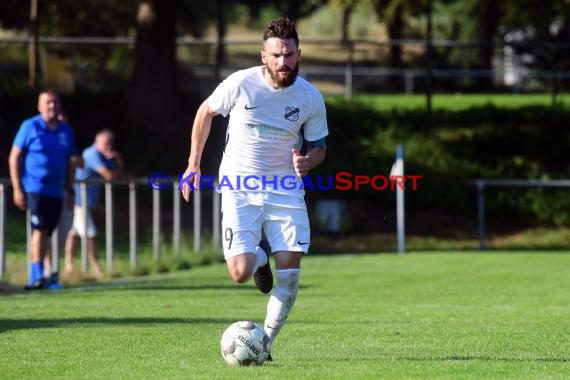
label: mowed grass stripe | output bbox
[1,252,568,379]
[341,93,570,110]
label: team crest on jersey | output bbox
[284,106,300,122]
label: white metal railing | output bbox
[0,177,221,280]
[466,179,570,250]
[2,35,569,98]
[0,179,7,279]
[193,63,570,98]
[2,35,570,49]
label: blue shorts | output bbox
[26,193,63,234]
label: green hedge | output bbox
[310,99,570,229]
[3,91,569,230]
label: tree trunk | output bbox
[214,0,226,82]
[477,0,499,89]
[387,3,403,69]
[341,4,354,45]
[387,2,404,91]
[126,0,179,133]
[375,0,404,91]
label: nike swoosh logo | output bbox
[297,240,309,245]
[245,105,260,110]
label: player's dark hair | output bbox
[263,16,299,48]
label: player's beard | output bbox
[267,61,299,88]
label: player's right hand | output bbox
[13,188,26,211]
[180,165,201,202]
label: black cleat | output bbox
[267,353,273,361]
[44,272,63,289]
[254,240,273,294]
[24,278,46,291]
[24,273,63,291]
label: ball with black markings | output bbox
[220,321,271,366]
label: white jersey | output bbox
[208,66,328,195]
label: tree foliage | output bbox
[0,1,567,103]
[0,0,137,35]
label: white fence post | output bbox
[391,144,406,255]
[129,182,137,270]
[80,182,88,273]
[0,183,6,280]
[212,190,221,249]
[193,190,201,252]
[173,179,181,256]
[105,182,114,271]
[26,210,31,282]
[153,186,161,261]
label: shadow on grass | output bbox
[0,316,236,334]
[62,278,310,293]
[1,275,311,294]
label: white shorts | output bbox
[221,191,310,259]
[69,205,97,238]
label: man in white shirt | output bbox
[181,16,328,357]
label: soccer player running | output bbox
[180,17,328,357]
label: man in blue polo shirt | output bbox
[9,88,78,290]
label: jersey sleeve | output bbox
[207,70,243,117]
[303,91,329,142]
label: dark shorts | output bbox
[26,193,63,234]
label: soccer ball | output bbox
[220,321,271,366]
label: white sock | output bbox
[252,244,269,274]
[264,268,300,347]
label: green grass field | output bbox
[1,252,568,379]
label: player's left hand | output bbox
[292,149,310,177]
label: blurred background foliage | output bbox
[1,0,569,239]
